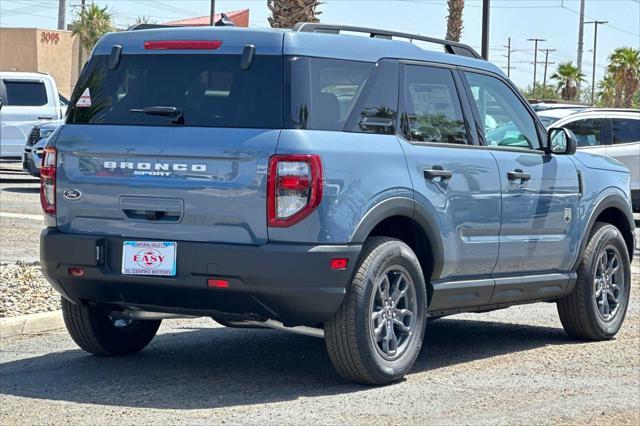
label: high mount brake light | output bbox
[143,40,223,50]
[40,147,57,216]
[267,155,322,227]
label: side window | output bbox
[401,65,467,144]
[287,57,374,131]
[345,60,399,135]
[612,118,640,144]
[464,72,539,149]
[563,119,603,147]
[4,81,48,106]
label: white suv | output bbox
[0,72,65,158]
[550,109,640,211]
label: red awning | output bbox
[163,9,249,27]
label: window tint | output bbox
[401,65,467,144]
[612,118,640,144]
[464,72,539,149]
[4,81,48,106]
[287,57,374,131]
[563,119,603,147]
[345,60,399,135]
[68,54,282,128]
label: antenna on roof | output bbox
[215,13,235,27]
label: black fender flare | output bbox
[350,197,445,280]
[573,193,635,270]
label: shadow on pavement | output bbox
[0,318,575,409]
[0,186,40,194]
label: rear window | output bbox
[4,81,48,106]
[67,54,282,128]
[612,118,640,144]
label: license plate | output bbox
[122,241,177,276]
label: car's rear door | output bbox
[54,32,284,245]
[398,63,502,310]
[607,115,640,194]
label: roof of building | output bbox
[162,9,249,27]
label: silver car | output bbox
[548,108,640,211]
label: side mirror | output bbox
[547,127,577,155]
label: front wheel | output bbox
[557,222,631,340]
[61,298,161,356]
[325,237,427,385]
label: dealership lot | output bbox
[1,159,639,425]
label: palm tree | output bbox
[550,61,586,101]
[445,0,465,42]
[597,73,616,107]
[606,47,640,108]
[267,0,321,29]
[71,3,113,59]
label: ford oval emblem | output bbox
[63,189,83,201]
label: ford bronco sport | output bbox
[40,24,635,385]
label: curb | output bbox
[0,310,64,338]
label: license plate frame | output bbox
[122,241,177,276]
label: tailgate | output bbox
[55,125,277,244]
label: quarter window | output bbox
[464,72,539,149]
[612,118,640,144]
[563,119,603,147]
[401,65,467,144]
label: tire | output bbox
[61,298,161,356]
[557,222,631,340]
[325,237,427,385]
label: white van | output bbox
[0,72,65,158]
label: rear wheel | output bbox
[61,298,161,356]
[557,222,631,340]
[325,237,427,385]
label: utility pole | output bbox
[576,0,585,92]
[481,0,490,60]
[503,37,512,77]
[527,38,545,98]
[539,48,556,88]
[585,20,607,105]
[57,0,66,30]
[209,0,216,26]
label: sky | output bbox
[1,0,639,90]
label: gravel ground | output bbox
[0,262,60,318]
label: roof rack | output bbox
[293,23,482,60]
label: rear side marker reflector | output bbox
[68,267,85,277]
[143,40,223,50]
[330,258,348,270]
[208,279,230,288]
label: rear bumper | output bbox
[40,229,361,326]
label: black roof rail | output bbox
[292,23,482,60]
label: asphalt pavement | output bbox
[1,159,639,425]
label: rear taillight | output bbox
[40,147,57,216]
[267,155,322,227]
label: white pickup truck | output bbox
[0,72,66,158]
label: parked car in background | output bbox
[550,109,640,211]
[0,72,66,158]
[22,120,63,177]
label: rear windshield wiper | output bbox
[130,106,184,123]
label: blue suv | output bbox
[40,24,635,385]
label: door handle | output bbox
[423,166,453,180]
[507,169,531,182]
[38,116,53,120]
